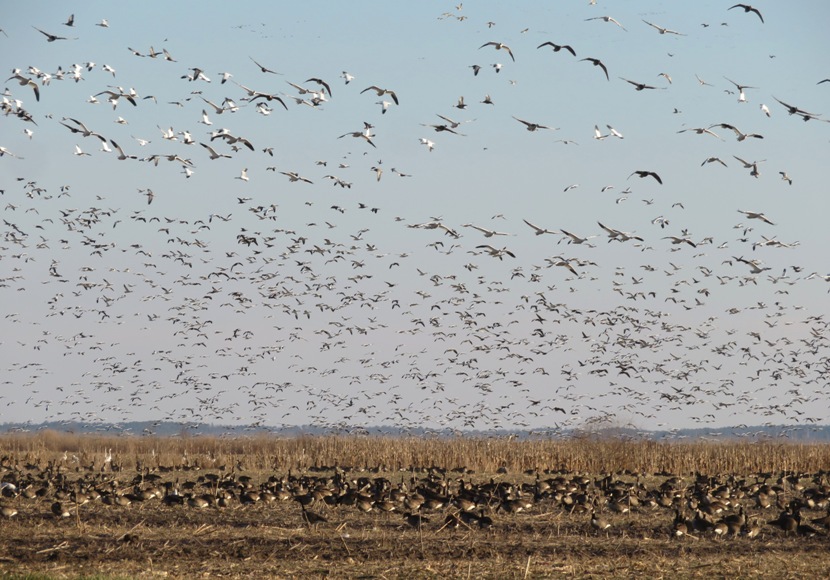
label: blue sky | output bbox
[1,1,829,434]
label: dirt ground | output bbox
[2,471,829,579]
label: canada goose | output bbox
[301,505,327,525]
[404,511,429,528]
[580,58,609,80]
[537,41,576,56]
[590,508,611,532]
[728,4,764,24]
[513,116,557,131]
[51,501,71,517]
[1,505,18,518]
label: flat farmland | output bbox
[1,434,829,578]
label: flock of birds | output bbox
[2,453,830,543]
[1,3,829,435]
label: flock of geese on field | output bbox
[1,3,829,433]
[1,454,830,540]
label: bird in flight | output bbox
[629,170,663,184]
[729,4,764,24]
[522,219,557,236]
[619,77,665,91]
[479,41,515,62]
[772,96,824,122]
[361,85,399,105]
[536,41,576,57]
[32,26,74,42]
[513,117,557,131]
[585,16,627,31]
[738,210,775,225]
[249,57,282,75]
[716,123,764,141]
[642,20,685,35]
[580,58,609,81]
[724,77,757,103]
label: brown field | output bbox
[1,432,830,579]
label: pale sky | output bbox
[1,1,829,434]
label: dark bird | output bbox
[63,14,75,27]
[32,26,73,42]
[729,4,764,24]
[629,170,663,184]
[537,41,576,57]
[619,77,664,91]
[305,77,332,97]
[249,56,282,75]
[513,116,556,131]
[580,58,609,81]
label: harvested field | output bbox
[1,434,829,578]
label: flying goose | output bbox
[716,123,763,141]
[6,71,40,101]
[476,244,516,259]
[249,56,282,75]
[479,41,515,61]
[580,58,609,80]
[536,41,576,56]
[464,224,511,237]
[585,16,627,31]
[642,20,685,35]
[513,116,556,131]
[361,85,398,104]
[522,219,556,235]
[629,170,663,184]
[737,210,774,225]
[729,4,764,24]
[200,142,232,160]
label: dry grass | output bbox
[3,430,830,475]
[2,432,830,579]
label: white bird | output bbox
[476,244,516,259]
[96,19,109,28]
[341,71,355,84]
[199,110,213,125]
[677,126,723,140]
[0,146,23,159]
[6,71,40,101]
[593,125,608,140]
[110,139,137,160]
[716,123,763,141]
[738,210,775,225]
[760,103,771,117]
[597,221,643,242]
[585,15,627,31]
[236,168,249,182]
[419,138,435,152]
[724,77,757,103]
[200,142,231,160]
[642,20,685,35]
[779,171,792,185]
[606,124,624,139]
[733,156,765,177]
[559,229,597,246]
[522,219,557,235]
[280,171,313,184]
[479,41,515,61]
[360,85,398,104]
[464,224,511,237]
[74,144,90,156]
